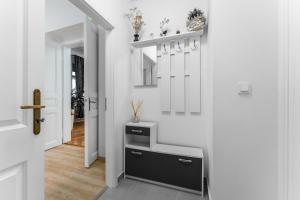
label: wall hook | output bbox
[178,42,181,50]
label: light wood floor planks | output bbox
[45,145,105,200]
[66,121,85,147]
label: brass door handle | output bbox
[20,89,45,135]
[20,105,46,109]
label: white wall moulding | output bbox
[188,37,201,113]
[174,40,185,112]
[68,0,114,30]
[159,43,171,112]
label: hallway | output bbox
[45,145,105,200]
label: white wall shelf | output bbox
[131,31,204,48]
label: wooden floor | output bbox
[45,145,105,200]
[66,121,85,147]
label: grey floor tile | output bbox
[98,179,207,200]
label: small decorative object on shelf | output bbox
[176,29,181,34]
[186,8,206,31]
[160,18,170,36]
[130,99,143,123]
[126,7,145,42]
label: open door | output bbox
[84,17,99,167]
[44,38,63,150]
[0,1,45,200]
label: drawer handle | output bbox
[132,129,143,133]
[178,158,192,163]
[131,151,143,156]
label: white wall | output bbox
[46,0,85,32]
[129,0,210,175]
[210,0,278,199]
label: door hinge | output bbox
[105,98,107,111]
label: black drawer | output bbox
[125,148,202,192]
[125,126,150,136]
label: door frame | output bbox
[278,0,293,199]
[67,0,116,188]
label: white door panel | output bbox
[98,27,106,158]
[84,17,99,167]
[44,39,63,150]
[62,47,72,143]
[0,0,44,199]
[0,163,25,200]
[290,0,300,199]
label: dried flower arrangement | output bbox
[186,8,206,31]
[130,99,143,123]
[160,18,170,36]
[125,7,145,42]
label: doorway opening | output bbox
[44,0,106,199]
[67,50,85,147]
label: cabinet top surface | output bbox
[152,144,203,158]
[126,121,157,128]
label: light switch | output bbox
[237,81,251,94]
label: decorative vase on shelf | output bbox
[126,8,145,42]
[130,100,143,123]
[133,33,139,42]
[186,8,206,32]
[186,16,206,31]
[159,18,170,37]
[131,115,140,123]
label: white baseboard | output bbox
[98,150,105,158]
[45,140,61,150]
[118,172,124,183]
[93,186,108,200]
[208,185,212,200]
[92,151,98,161]
[85,151,99,168]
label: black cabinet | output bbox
[125,148,203,192]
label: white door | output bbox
[0,1,45,200]
[44,38,63,150]
[289,0,300,199]
[84,17,99,167]
[98,27,106,158]
[62,47,72,143]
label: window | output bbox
[72,71,76,91]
